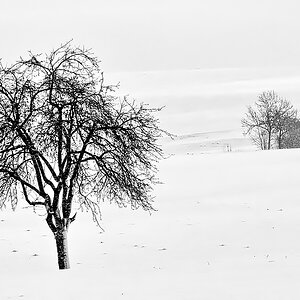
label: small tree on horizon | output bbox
[0,42,165,269]
[242,91,297,150]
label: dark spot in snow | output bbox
[32,254,38,257]
[219,244,225,247]
[12,250,18,253]
[158,248,167,251]
[26,229,30,232]
[1,219,4,222]
[278,209,283,211]
[134,245,139,247]
[244,246,250,249]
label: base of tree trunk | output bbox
[55,229,70,269]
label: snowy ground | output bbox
[2,69,300,299]
[1,137,300,299]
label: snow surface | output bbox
[2,69,300,299]
[2,139,300,299]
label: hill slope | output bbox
[1,145,300,299]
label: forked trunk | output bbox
[55,228,70,269]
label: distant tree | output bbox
[242,91,297,150]
[248,127,269,150]
[273,99,297,149]
[0,42,165,269]
[280,117,300,149]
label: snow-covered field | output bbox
[2,69,300,299]
[2,140,300,299]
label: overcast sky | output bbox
[2,0,300,134]
[1,0,300,72]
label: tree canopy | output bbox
[0,42,165,268]
[242,91,297,150]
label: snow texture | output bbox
[1,69,300,299]
[1,129,300,299]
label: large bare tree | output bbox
[0,42,165,269]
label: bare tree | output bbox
[0,42,165,269]
[242,91,297,150]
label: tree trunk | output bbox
[278,129,282,149]
[267,131,271,150]
[55,228,70,269]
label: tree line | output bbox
[242,90,300,150]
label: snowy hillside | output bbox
[1,138,300,299]
[2,0,300,297]
[106,68,300,135]
[2,67,300,299]
[162,129,255,155]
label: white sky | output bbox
[1,0,300,72]
[2,0,300,135]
